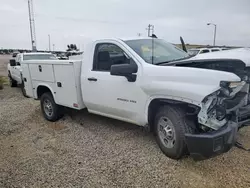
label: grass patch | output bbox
[0,76,8,89]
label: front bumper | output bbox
[185,121,238,161]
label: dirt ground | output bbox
[0,55,10,77]
[1,56,250,187]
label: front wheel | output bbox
[40,92,63,122]
[154,105,194,159]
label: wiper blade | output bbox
[171,55,194,62]
[155,55,193,65]
[154,61,171,65]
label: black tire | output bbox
[154,105,194,160]
[40,92,63,122]
[8,72,17,87]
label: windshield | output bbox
[23,54,58,60]
[124,39,189,64]
[188,49,199,56]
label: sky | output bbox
[0,0,250,50]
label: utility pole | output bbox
[146,24,154,37]
[48,34,51,51]
[28,0,37,51]
[53,44,55,51]
[213,25,217,46]
[207,23,217,46]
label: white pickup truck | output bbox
[21,37,247,160]
[8,52,58,96]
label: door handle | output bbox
[38,65,42,72]
[87,77,97,81]
[57,82,62,87]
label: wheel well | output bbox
[148,99,200,132]
[37,86,52,99]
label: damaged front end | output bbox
[170,58,250,125]
[198,80,247,130]
[185,81,247,160]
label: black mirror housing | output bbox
[10,59,16,66]
[110,59,138,82]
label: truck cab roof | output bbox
[85,37,155,43]
[21,52,54,55]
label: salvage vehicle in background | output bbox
[21,37,247,161]
[7,52,58,97]
[188,47,229,56]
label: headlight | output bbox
[229,82,242,88]
[220,81,245,97]
[220,81,242,89]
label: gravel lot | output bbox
[1,54,250,187]
[1,86,250,188]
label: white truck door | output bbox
[15,65,22,84]
[82,42,146,124]
[9,63,15,79]
[10,55,18,80]
[53,63,79,108]
[13,54,22,83]
[21,63,33,97]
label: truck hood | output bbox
[191,48,250,66]
[165,49,250,79]
[142,65,241,104]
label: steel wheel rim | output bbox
[157,117,176,149]
[43,99,53,117]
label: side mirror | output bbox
[110,59,138,82]
[10,59,16,66]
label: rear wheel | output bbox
[154,105,194,159]
[8,72,17,87]
[40,92,63,121]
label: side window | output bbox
[200,49,210,54]
[93,43,129,71]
